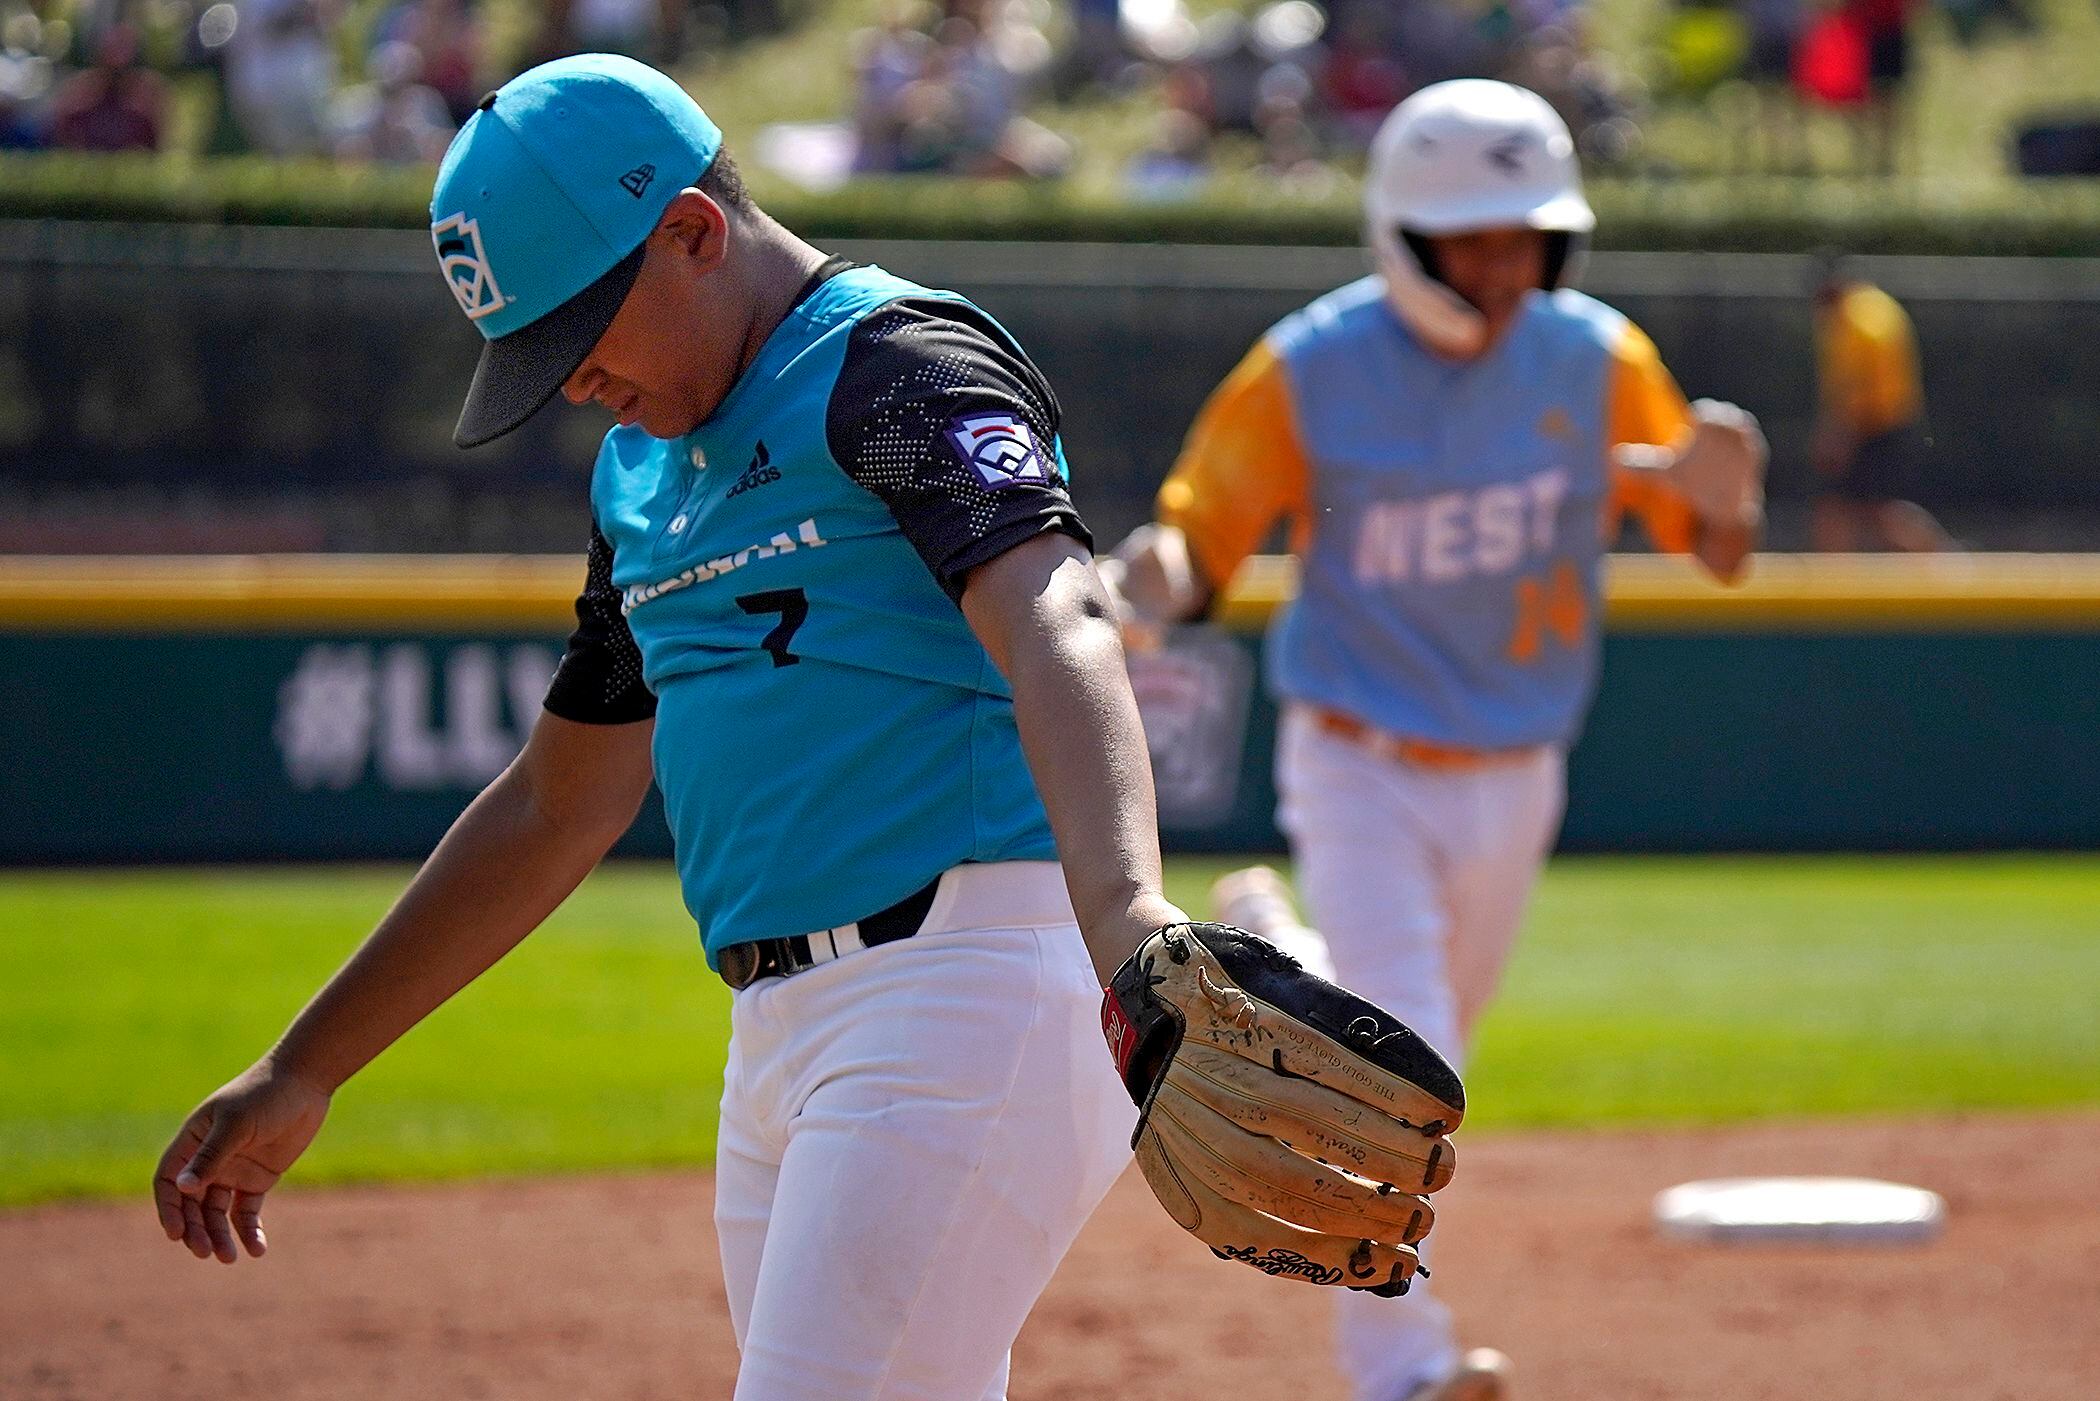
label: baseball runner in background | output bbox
[1106,81,1767,1401]
[152,55,1469,1401]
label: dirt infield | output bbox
[7,1110,2097,1401]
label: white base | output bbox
[1654,1176,1946,1246]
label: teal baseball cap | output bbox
[430,54,723,448]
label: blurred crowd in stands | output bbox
[0,0,473,157]
[1094,0,2050,192]
[0,0,2053,173]
[1094,0,1646,196]
[831,0,2033,185]
[848,0,1068,177]
[830,0,1649,185]
[0,0,771,159]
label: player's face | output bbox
[1424,227,1548,348]
[562,195,743,438]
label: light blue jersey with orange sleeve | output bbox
[1156,276,1697,750]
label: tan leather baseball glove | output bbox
[1101,922,1463,1296]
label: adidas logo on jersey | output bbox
[725,441,781,499]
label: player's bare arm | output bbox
[960,530,1185,985]
[966,530,1465,1298]
[152,711,654,1263]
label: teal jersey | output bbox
[541,262,1088,962]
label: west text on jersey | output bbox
[1351,468,1570,585]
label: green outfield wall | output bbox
[6,226,2100,552]
[2,555,2096,862]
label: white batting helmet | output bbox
[1364,79,1595,357]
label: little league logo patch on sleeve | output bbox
[431,213,508,321]
[945,412,1049,489]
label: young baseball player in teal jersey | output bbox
[154,55,1470,1400]
[1106,81,1768,1401]
[593,261,1085,952]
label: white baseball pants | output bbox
[713,861,1134,1401]
[1274,706,1566,1401]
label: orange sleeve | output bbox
[1155,338,1314,593]
[1604,321,1699,555]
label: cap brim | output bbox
[453,242,648,449]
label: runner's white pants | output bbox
[713,862,1134,1401]
[1275,707,1567,1401]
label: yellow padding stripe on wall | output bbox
[1213,553,2100,632]
[0,555,583,630]
[5,553,2100,633]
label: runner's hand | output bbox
[1664,400,1767,527]
[1094,557,1166,655]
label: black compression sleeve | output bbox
[825,298,1092,599]
[542,522,658,725]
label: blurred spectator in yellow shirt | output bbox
[1810,251,1956,551]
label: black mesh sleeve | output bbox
[542,522,658,725]
[825,298,1092,600]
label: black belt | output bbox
[716,876,943,991]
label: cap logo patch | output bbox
[945,411,1047,489]
[431,212,508,321]
[620,163,657,198]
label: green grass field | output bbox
[5,855,2097,1208]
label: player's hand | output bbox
[1097,524,1207,654]
[153,1060,332,1263]
[1093,557,1166,655]
[1663,400,1767,527]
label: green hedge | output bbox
[3,152,2097,254]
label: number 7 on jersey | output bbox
[737,587,809,667]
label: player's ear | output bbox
[654,188,728,271]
